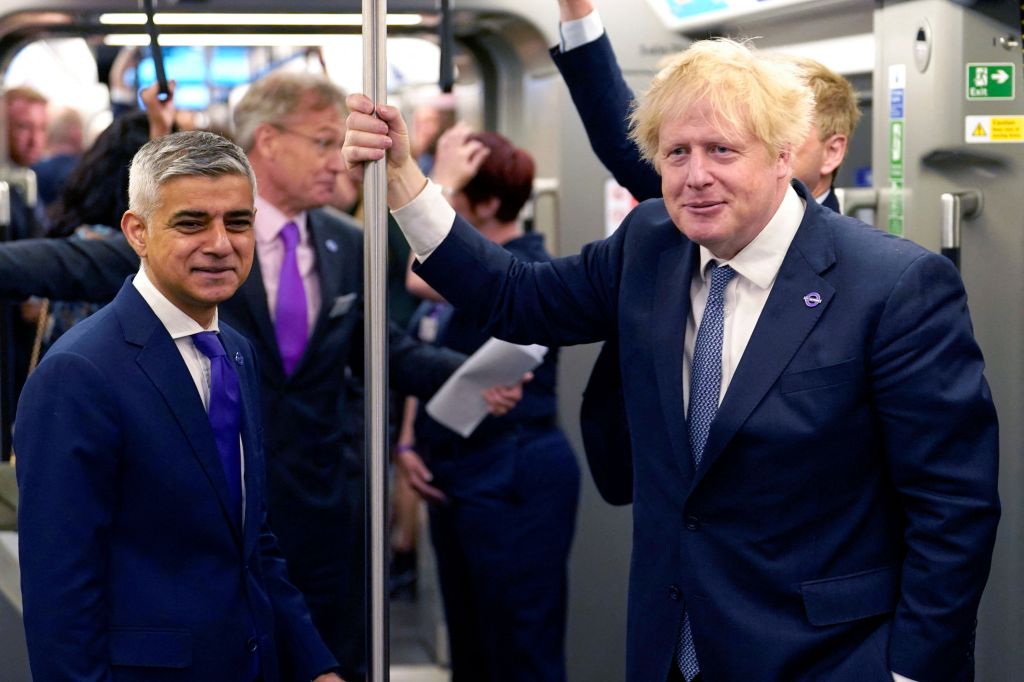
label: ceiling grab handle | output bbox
[141,0,170,100]
[940,190,982,271]
[439,0,454,93]
[362,0,390,680]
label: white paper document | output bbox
[425,338,548,438]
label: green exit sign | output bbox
[966,63,1015,100]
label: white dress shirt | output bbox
[558,7,605,52]
[132,265,246,521]
[255,195,320,335]
[683,186,803,410]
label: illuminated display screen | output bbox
[136,46,252,110]
[645,0,821,32]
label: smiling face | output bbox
[256,95,347,215]
[658,99,793,260]
[122,174,255,327]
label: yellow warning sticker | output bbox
[965,115,1024,143]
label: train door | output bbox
[872,2,1024,678]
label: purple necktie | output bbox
[192,331,243,527]
[275,222,308,375]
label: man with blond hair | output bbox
[550,0,864,506]
[343,36,999,682]
[550,0,861,209]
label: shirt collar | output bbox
[698,185,806,290]
[132,265,218,339]
[255,194,309,245]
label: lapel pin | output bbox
[803,292,822,308]
[234,352,245,366]
[325,238,339,253]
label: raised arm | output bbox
[343,93,620,348]
[550,1,661,201]
[0,234,137,302]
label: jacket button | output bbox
[248,636,259,653]
[668,585,682,601]
[685,515,701,531]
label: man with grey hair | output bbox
[15,131,344,681]
[0,69,483,680]
[344,35,999,682]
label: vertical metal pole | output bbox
[362,0,390,680]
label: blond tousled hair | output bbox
[629,38,814,169]
[785,55,862,141]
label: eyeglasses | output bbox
[271,124,344,156]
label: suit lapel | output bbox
[306,210,346,339]
[692,198,837,489]
[653,236,699,487]
[237,256,283,376]
[117,284,244,543]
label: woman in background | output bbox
[397,126,580,682]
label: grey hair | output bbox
[232,71,348,152]
[128,130,256,220]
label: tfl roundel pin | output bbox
[803,292,822,308]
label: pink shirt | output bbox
[254,195,320,335]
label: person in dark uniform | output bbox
[396,128,580,682]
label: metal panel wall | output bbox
[873,2,1023,678]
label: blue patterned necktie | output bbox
[275,221,308,376]
[192,331,243,527]
[677,262,736,680]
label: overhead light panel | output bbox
[103,33,379,47]
[98,13,423,27]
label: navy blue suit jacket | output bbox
[0,211,462,675]
[552,34,838,505]
[15,280,336,681]
[413,183,1000,681]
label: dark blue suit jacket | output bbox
[413,183,1000,681]
[0,211,462,676]
[15,280,336,681]
[552,34,839,505]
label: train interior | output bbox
[0,0,1021,680]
